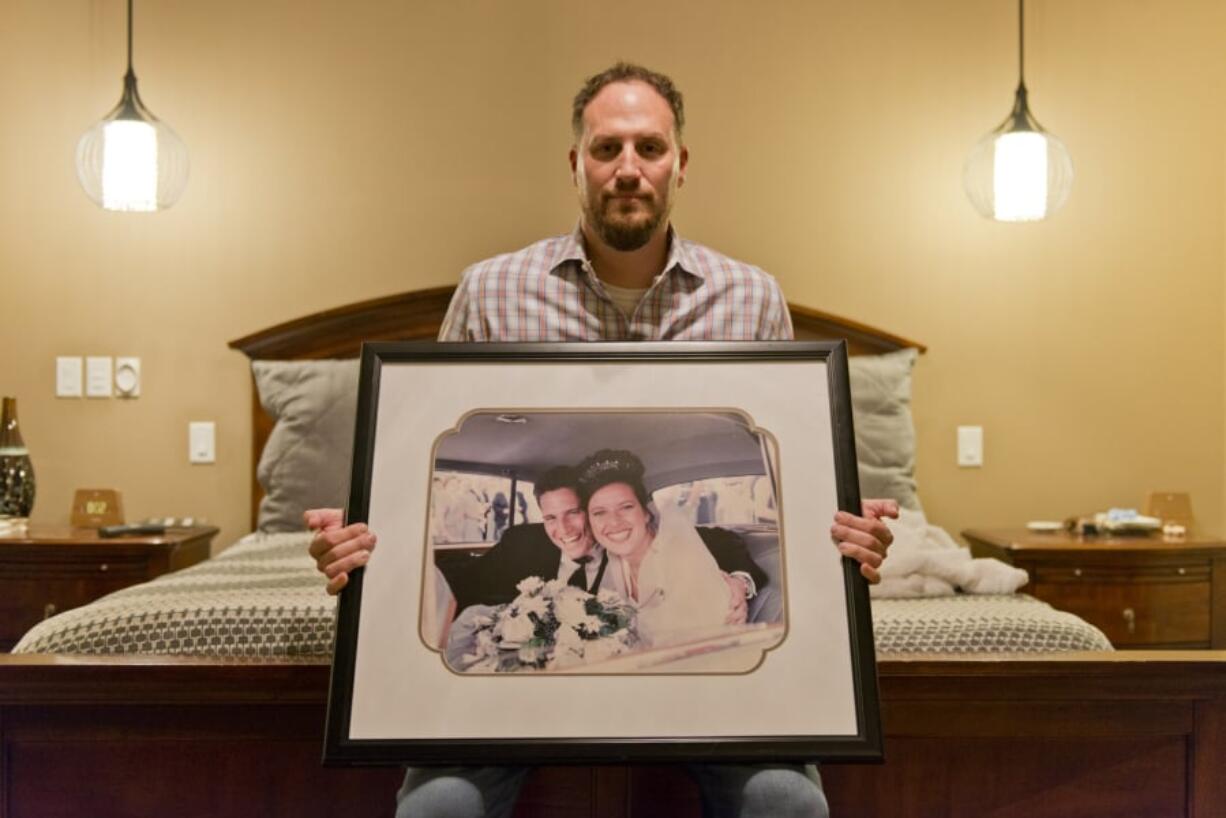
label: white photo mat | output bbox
[325,343,880,764]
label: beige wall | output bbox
[1,0,1223,550]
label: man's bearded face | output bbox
[573,81,686,252]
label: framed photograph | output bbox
[324,341,881,765]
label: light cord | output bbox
[1018,0,1025,87]
[126,0,134,73]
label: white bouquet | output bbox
[459,577,638,672]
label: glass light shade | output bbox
[76,79,189,212]
[963,102,1073,223]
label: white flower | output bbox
[597,589,625,607]
[499,612,536,644]
[550,650,582,669]
[518,645,545,665]
[516,576,545,595]
[578,615,604,635]
[555,625,584,652]
[543,578,566,596]
[583,637,626,664]
[547,627,586,670]
[555,585,588,603]
[555,594,588,626]
[517,594,549,619]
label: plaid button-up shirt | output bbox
[438,225,794,342]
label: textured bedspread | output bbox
[13,532,1112,656]
[872,595,1111,653]
[14,533,334,657]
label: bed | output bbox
[2,287,1224,818]
[10,533,1110,659]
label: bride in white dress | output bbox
[576,449,731,647]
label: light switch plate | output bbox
[189,421,216,464]
[85,356,113,398]
[115,357,140,398]
[56,356,83,398]
[957,425,984,467]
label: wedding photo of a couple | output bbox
[328,343,877,762]
[421,410,788,675]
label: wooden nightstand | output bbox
[0,525,218,651]
[963,527,1226,649]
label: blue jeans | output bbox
[395,763,828,818]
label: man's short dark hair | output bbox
[533,465,580,502]
[571,61,685,141]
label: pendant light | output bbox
[963,0,1072,222]
[75,0,189,212]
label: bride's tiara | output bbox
[577,451,644,484]
[580,458,627,480]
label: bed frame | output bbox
[2,288,1223,818]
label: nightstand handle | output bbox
[99,563,109,572]
[1073,568,1083,578]
[43,602,57,620]
[1122,607,1136,634]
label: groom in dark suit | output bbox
[445,465,767,622]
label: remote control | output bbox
[98,523,167,538]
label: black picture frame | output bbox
[324,341,881,765]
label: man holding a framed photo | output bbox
[308,61,896,818]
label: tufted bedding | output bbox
[14,531,1111,657]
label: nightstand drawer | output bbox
[0,571,141,648]
[1031,579,1212,647]
[0,553,150,582]
[1033,562,1211,584]
[0,525,219,652]
[963,528,1226,649]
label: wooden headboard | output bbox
[228,286,926,529]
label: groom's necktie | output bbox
[567,556,594,591]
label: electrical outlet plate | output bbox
[189,421,216,464]
[957,425,984,467]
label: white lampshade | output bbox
[76,93,189,212]
[75,1,189,213]
[963,107,1073,222]
[963,0,1073,223]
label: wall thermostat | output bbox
[115,357,141,398]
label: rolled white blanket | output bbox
[870,508,1029,599]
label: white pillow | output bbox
[252,360,360,532]
[848,348,920,509]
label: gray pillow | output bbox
[252,360,360,533]
[847,347,920,510]
[248,348,922,532]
